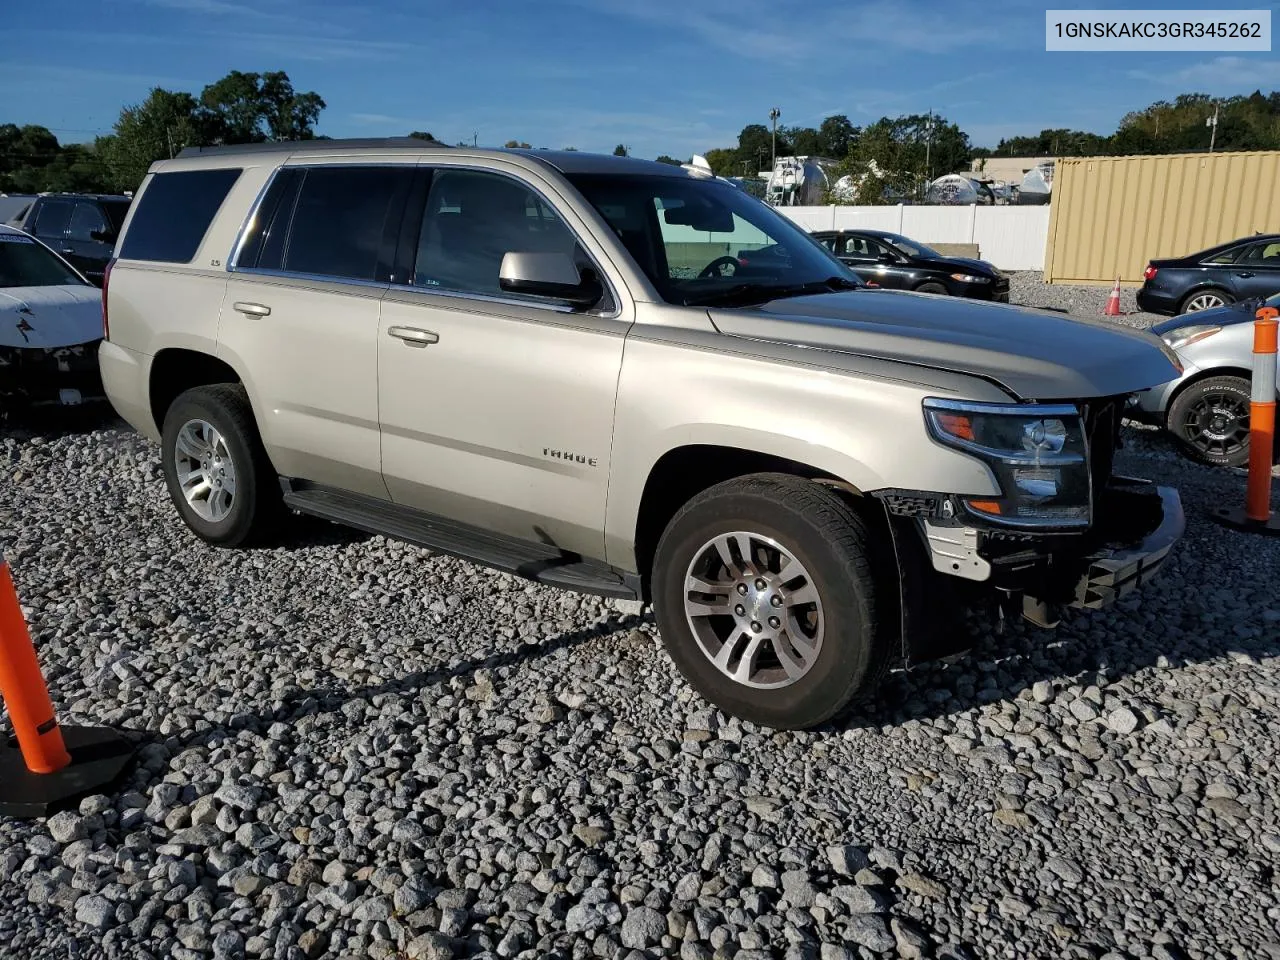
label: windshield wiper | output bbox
[683,276,861,307]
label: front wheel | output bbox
[160,384,281,546]
[914,281,948,296]
[1166,375,1251,468]
[651,474,893,729]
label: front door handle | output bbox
[1236,271,1256,279]
[388,326,439,347]
[233,301,271,317]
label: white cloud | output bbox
[1129,55,1280,88]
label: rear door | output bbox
[63,201,113,283]
[838,234,910,289]
[376,164,628,559]
[219,161,415,499]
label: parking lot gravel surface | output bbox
[1,289,1278,960]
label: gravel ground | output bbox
[1,284,1278,960]
[1007,272,1164,330]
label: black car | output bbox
[16,193,132,286]
[1136,233,1280,316]
[810,228,1009,302]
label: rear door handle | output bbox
[1236,272,1256,278]
[388,326,439,346]
[233,301,271,317]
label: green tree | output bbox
[818,114,858,158]
[199,70,324,143]
[702,147,739,176]
[95,88,205,191]
[788,126,822,156]
[654,154,683,165]
[407,130,436,141]
[503,139,532,148]
[613,143,628,156]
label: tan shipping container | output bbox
[1044,150,1280,285]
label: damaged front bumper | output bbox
[0,340,106,409]
[881,477,1186,661]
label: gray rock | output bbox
[1107,707,1141,735]
[845,913,895,952]
[74,894,115,929]
[407,933,455,960]
[831,885,889,914]
[780,870,818,908]
[891,916,931,959]
[47,811,88,845]
[620,905,665,949]
[825,844,870,877]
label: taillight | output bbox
[101,258,115,340]
[1143,264,1157,282]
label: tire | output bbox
[915,282,948,296]
[1179,288,1233,314]
[160,384,281,546]
[1166,375,1251,468]
[651,473,894,729]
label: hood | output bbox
[0,285,102,349]
[1152,295,1278,335]
[708,289,1181,401]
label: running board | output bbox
[280,482,642,601]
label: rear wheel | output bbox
[1166,375,1251,468]
[1179,288,1232,314]
[161,384,281,546]
[652,473,893,729]
[915,281,948,295]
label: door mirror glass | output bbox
[89,228,115,244]
[499,252,602,308]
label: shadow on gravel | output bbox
[1,402,125,438]
[139,614,651,757]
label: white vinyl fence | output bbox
[777,205,1052,272]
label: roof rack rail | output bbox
[175,136,453,159]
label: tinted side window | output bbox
[67,202,108,242]
[1205,246,1242,264]
[414,169,581,297]
[1242,240,1280,263]
[234,168,303,271]
[281,166,412,282]
[32,201,73,238]
[119,168,242,263]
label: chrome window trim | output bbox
[384,281,620,321]
[227,165,283,270]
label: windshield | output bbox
[0,233,86,288]
[877,232,942,260]
[566,172,861,306]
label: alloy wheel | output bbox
[173,418,237,523]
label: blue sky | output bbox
[4,0,1280,159]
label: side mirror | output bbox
[876,251,898,264]
[90,229,115,244]
[499,252,602,308]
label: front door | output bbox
[64,201,113,283]
[377,166,627,560]
[1231,239,1280,300]
[218,162,415,499]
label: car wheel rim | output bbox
[1185,293,1225,312]
[174,418,236,523]
[682,531,824,690]
[1183,392,1250,457]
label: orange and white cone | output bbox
[1104,277,1122,317]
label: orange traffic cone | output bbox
[0,551,132,818]
[1104,277,1123,317]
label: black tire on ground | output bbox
[1166,375,1252,468]
[914,281,948,295]
[160,384,282,547]
[1178,287,1233,314]
[651,473,894,730]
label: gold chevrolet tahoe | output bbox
[99,140,1186,729]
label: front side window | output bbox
[1241,240,1280,264]
[0,233,85,288]
[67,202,108,243]
[566,172,858,306]
[412,169,584,299]
[281,166,413,281]
[32,201,72,239]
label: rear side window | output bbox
[277,166,413,282]
[119,168,242,263]
[32,200,73,239]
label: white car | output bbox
[0,224,105,409]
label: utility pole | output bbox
[473,132,478,147]
[769,107,781,170]
[923,109,933,182]
[1206,102,1220,152]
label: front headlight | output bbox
[950,273,990,284]
[923,398,1091,528]
[1159,324,1220,351]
